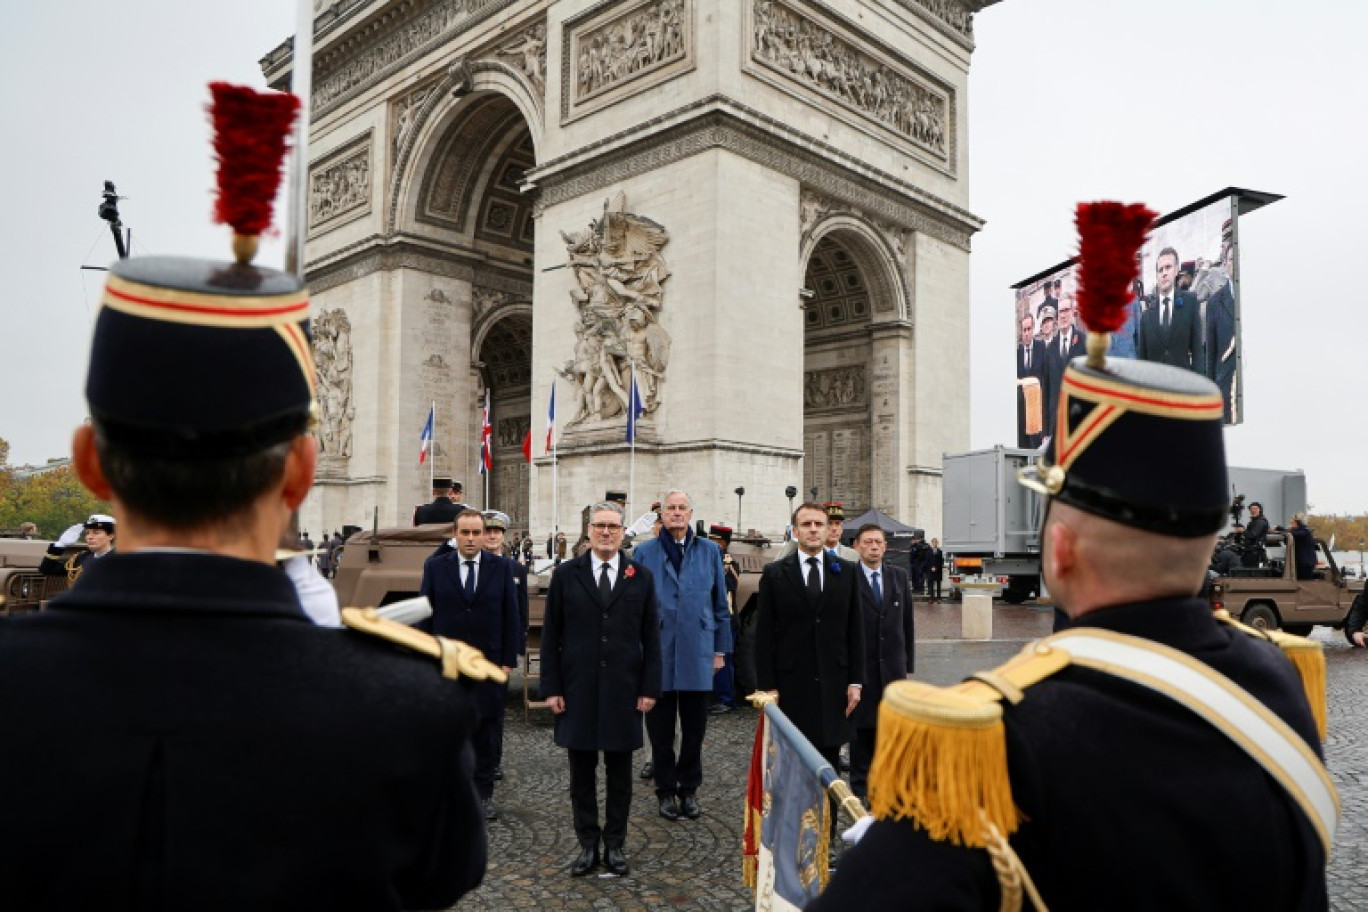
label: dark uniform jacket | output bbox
[420,549,522,719]
[0,552,487,911]
[413,497,467,526]
[540,551,662,753]
[755,551,865,749]
[811,597,1327,911]
[38,546,110,583]
[851,563,914,731]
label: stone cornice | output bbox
[526,95,982,251]
[305,235,533,295]
[884,0,983,51]
[534,438,803,464]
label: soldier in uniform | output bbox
[39,513,116,585]
[0,85,499,909]
[414,476,468,526]
[812,207,1333,911]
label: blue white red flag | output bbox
[625,373,644,444]
[418,403,435,464]
[545,381,556,453]
[479,393,493,474]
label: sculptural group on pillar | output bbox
[558,193,672,428]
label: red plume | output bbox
[1074,201,1156,333]
[208,83,300,238]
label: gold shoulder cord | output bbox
[340,607,507,684]
[65,553,83,585]
[1213,610,1326,740]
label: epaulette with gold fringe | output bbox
[867,640,1070,849]
[1213,609,1326,740]
[341,606,508,684]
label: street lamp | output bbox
[734,487,745,534]
[785,485,798,524]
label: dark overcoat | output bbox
[851,562,914,730]
[420,549,522,719]
[0,552,486,911]
[754,550,865,749]
[413,496,462,526]
[810,598,1327,911]
[540,551,662,752]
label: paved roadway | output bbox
[454,604,1367,910]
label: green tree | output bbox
[0,439,110,538]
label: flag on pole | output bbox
[522,428,532,464]
[625,373,644,443]
[478,393,493,475]
[545,381,556,453]
[418,403,435,464]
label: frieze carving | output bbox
[309,133,372,233]
[752,0,950,160]
[314,308,356,459]
[310,0,520,116]
[898,0,974,41]
[496,23,547,93]
[574,0,686,102]
[472,286,513,320]
[497,416,531,448]
[804,366,867,410]
[557,193,673,427]
[392,84,439,159]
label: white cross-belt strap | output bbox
[1049,628,1339,855]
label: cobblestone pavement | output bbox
[452,609,1368,910]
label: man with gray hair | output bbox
[631,489,732,821]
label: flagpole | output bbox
[629,360,636,521]
[484,390,491,509]
[551,379,559,537]
[428,400,435,495]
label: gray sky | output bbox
[2,1,1364,514]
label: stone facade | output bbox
[264,0,995,542]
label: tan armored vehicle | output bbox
[1209,531,1363,634]
[0,538,81,616]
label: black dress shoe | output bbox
[657,794,680,820]
[570,846,598,877]
[604,846,629,877]
[679,793,701,819]
[708,703,734,715]
[640,761,654,779]
[482,797,498,821]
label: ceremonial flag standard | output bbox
[478,393,493,474]
[743,702,838,910]
[418,403,435,464]
[545,380,556,453]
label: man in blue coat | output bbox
[632,489,733,822]
[420,509,522,821]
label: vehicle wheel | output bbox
[1281,624,1314,636]
[1241,602,1279,632]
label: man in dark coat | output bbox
[414,477,469,526]
[1286,515,1318,580]
[1243,501,1271,567]
[848,524,914,802]
[813,320,1329,911]
[541,501,662,878]
[0,240,490,908]
[1015,310,1049,448]
[421,509,522,821]
[1206,243,1239,420]
[755,502,865,768]
[1137,246,1203,371]
[927,537,945,602]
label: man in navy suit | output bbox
[755,502,865,770]
[1206,243,1239,421]
[1016,310,1049,448]
[421,509,522,821]
[848,524,914,803]
[541,502,662,878]
[1045,291,1088,438]
[1138,246,1202,371]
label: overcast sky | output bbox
[2,0,1364,514]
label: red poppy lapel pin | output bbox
[624,565,636,579]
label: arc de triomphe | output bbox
[264,0,996,539]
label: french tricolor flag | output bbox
[544,381,556,453]
[418,403,435,464]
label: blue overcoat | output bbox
[632,530,733,691]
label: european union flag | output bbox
[625,372,645,443]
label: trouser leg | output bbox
[646,691,681,796]
[848,726,877,801]
[568,749,601,850]
[713,653,735,707]
[602,750,633,849]
[472,715,499,799]
[674,690,710,795]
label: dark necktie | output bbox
[599,562,613,601]
[1024,346,1030,369]
[1162,297,1171,328]
[872,570,883,608]
[463,559,476,600]
[806,556,821,598]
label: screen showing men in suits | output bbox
[1013,195,1243,450]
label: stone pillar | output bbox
[962,591,993,640]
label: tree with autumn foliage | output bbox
[0,436,111,538]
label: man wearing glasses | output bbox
[541,502,661,877]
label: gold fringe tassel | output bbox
[742,800,763,890]
[817,789,833,892]
[742,853,757,890]
[867,682,1018,848]
[1267,630,1327,741]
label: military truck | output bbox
[1209,531,1364,634]
[0,538,82,616]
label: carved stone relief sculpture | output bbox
[752,0,950,159]
[497,416,531,448]
[314,307,356,459]
[496,23,547,93]
[800,189,910,262]
[557,193,672,427]
[574,0,687,101]
[804,365,867,410]
[309,136,372,232]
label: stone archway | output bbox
[474,304,533,534]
